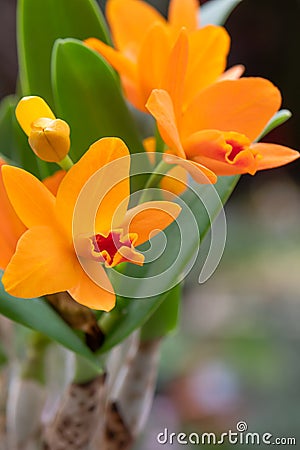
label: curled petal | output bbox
[163,153,217,184]
[138,23,171,110]
[184,129,258,176]
[162,28,189,121]
[146,89,186,158]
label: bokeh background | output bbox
[0,0,300,448]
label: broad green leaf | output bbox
[52,39,145,161]
[0,96,56,178]
[255,109,292,142]
[52,39,149,191]
[140,283,182,341]
[18,0,110,108]
[0,275,100,368]
[200,0,242,26]
[99,175,239,353]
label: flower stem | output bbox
[58,154,74,171]
[73,354,104,384]
[139,159,170,203]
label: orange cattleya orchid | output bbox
[2,138,181,311]
[146,78,299,182]
[16,96,70,163]
[85,0,230,111]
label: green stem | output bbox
[21,332,50,385]
[139,159,170,203]
[73,353,105,384]
[58,154,74,171]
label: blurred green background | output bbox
[0,0,299,448]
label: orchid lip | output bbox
[75,229,143,268]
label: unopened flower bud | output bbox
[28,117,70,163]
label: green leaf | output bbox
[99,175,239,353]
[255,109,292,142]
[0,96,17,159]
[0,96,56,178]
[52,39,145,160]
[0,274,100,367]
[200,0,242,26]
[52,39,149,191]
[0,341,7,367]
[18,0,110,108]
[140,283,182,341]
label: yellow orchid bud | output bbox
[28,117,70,163]
[16,96,71,164]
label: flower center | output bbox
[91,230,142,268]
[93,231,130,261]
[226,139,245,161]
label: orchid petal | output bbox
[15,96,55,136]
[121,200,181,246]
[146,89,185,158]
[56,137,130,238]
[2,165,56,229]
[107,0,165,56]
[252,143,300,170]
[0,161,26,269]
[162,28,189,122]
[138,23,171,109]
[163,153,217,184]
[168,0,198,31]
[2,226,78,298]
[183,78,282,141]
[42,170,66,196]
[184,26,230,106]
[68,260,115,311]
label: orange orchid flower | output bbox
[85,0,230,111]
[0,158,65,271]
[2,138,181,311]
[146,78,299,183]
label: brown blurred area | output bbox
[0,0,17,100]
